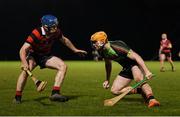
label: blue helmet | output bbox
[41,15,58,27]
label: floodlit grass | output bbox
[0,61,180,116]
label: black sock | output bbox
[147,95,155,102]
[51,90,60,95]
[15,95,22,100]
[35,80,41,87]
[137,88,142,94]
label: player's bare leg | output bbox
[45,56,68,102]
[159,54,165,72]
[132,66,160,107]
[167,57,175,72]
[14,58,37,103]
[111,75,132,95]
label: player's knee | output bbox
[167,58,172,62]
[161,57,165,61]
[57,63,67,71]
[134,76,143,82]
[111,87,120,95]
[61,63,67,71]
[160,56,165,61]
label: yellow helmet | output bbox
[90,31,107,43]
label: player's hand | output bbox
[145,72,153,79]
[74,49,87,57]
[103,80,110,89]
[21,63,29,71]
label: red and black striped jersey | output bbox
[26,27,63,55]
[160,39,171,53]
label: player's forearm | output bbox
[105,60,112,81]
[19,48,28,65]
[130,51,150,75]
[63,37,78,52]
[134,53,150,75]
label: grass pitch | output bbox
[0,61,180,116]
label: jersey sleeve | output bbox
[26,36,34,45]
[110,40,131,57]
[26,28,41,45]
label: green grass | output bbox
[0,61,180,116]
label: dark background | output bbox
[0,0,180,60]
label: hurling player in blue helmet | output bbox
[41,15,59,33]
[14,14,87,103]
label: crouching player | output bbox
[90,31,160,108]
[13,15,87,103]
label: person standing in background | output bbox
[159,33,175,72]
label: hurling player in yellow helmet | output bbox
[90,31,160,108]
[90,31,108,50]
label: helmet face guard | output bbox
[43,24,58,33]
[91,40,105,50]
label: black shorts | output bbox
[27,52,53,69]
[161,52,171,57]
[119,64,137,79]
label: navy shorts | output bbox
[119,64,137,79]
[161,51,171,58]
[27,52,53,69]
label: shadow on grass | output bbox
[32,95,83,105]
[159,68,175,72]
[123,97,143,103]
[67,95,82,100]
[33,96,53,106]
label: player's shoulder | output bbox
[31,27,41,33]
[31,27,42,37]
[109,40,128,47]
